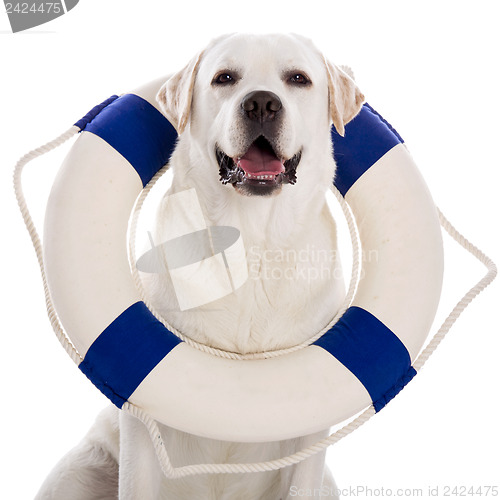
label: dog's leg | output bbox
[321,466,339,499]
[35,406,120,500]
[118,410,165,499]
[279,429,339,500]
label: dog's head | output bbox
[157,33,364,197]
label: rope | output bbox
[128,171,361,360]
[14,126,497,480]
[13,126,82,366]
[412,208,497,372]
[123,402,376,479]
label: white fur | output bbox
[36,33,363,499]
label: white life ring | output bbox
[44,77,444,443]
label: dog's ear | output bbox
[157,51,204,134]
[324,59,365,137]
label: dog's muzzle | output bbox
[216,90,302,196]
[216,136,302,196]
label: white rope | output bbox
[123,401,376,479]
[413,208,497,372]
[13,126,82,366]
[14,126,497,480]
[128,171,361,360]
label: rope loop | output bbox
[14,124,497,479]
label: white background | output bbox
[1,1,499,498]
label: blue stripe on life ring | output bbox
[332,103,403,197]
[313,306,416,412]
[80,94,178,187]
[79,302,182,408]
[74,95,119,131]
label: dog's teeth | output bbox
[242,172,277,181]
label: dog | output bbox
[36,33,364,499]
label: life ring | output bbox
[44,77,444,443]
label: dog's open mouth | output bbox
[216,136,301,196]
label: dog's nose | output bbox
[241,91,282,122]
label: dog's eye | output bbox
[212,72,236,85]
[287,73,311,86]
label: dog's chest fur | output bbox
[143,145,344,354]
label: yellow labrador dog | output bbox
[36,33,364,500]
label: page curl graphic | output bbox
[5,0,79,33]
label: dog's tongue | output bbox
[238,143,284,175]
